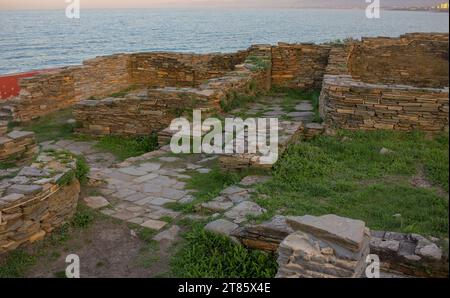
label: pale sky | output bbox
[2,0,239,10]
[0,0,441,10]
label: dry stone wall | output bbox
[4,32,449,134]
[8,54,132,122]
[0,151,81,254]
[129,51,249,88]
[271,43,330,90]
[74,46,271,137]
[320,33,449,132]
[276,215,370,278]
[348,33,449,89]
[234,215,449,278]
[0,130,38,166]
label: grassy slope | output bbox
[256,130,449,237]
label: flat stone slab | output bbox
[264,111,285,117]
[0,193,25,204]
[141,219,168,231]
[201,199,234,212]
[132,173,159,184]
[179,195,195,204]
[286,214,366,252]
[228,192,251,204]
[148,197,176,206]
[205,219,239,236]
[7,130,34,140]
[159,157,181,162]
[118,167,148,176]
[18,167,49,178]
[138,162,162,172]
[196,168,211,174]
[287,111,315,118]
[224,201,266,223]
[240,175,271,186]
[153,225,181,242]
[7,184,43,195]
[221,186,248,196]
[83,196,110,209]
[305,123,324,130]
[295,103,314,111]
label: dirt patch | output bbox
[23,215,175,278]
[410,166,448,199]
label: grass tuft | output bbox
[170,223,277,278]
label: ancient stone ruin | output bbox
[232,215,448,278]
[320,33,449,132]
[276,215,370,278]
[0,33,448,277]
[0,151,81,253]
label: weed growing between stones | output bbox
[245,55,271,72]
[220,91,258,113]
[170,222,277,278]
[19,108,78,142]
[94,133,159,161]
[270,87,322,122]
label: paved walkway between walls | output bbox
[42,95,315,240]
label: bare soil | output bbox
[24,216,175,278]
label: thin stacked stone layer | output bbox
[0,151,81,254]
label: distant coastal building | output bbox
[434,2,449,10]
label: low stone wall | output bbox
[7,54,132,122]
[0,130,38,166]
[73,54,131,101]
[0,151,81,254]
[320,75,449,131]
[271,43,330,90]
[348,33,449,89]
[74,48,271,137]
[276,215,370,278]
[129,51,248,88]
[233,215,449,278]
[319,34,450,132]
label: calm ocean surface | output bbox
[0,9,448,74]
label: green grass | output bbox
[170,223,277,278]
[130,226,161,268]
[220,92,258,113]
[245,55,271,72]
[108,85,140,98]
[271,87,322,122]
[19,108,77,142]
[94,134,158,161]
[167,165,268,214]
[255,130,449,238]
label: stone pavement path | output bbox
[45,94,315,241]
